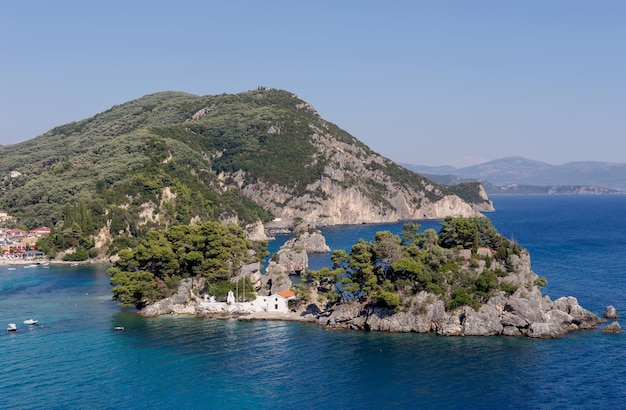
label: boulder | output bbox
[604,305,619,319]
[551,296,605,329]
[500,312,529,328]
[502,326,523,336]
[602,321,622,334]
[462,305,503,336]
[568,304,605,329]
[526,322,567,339]
[504,297,545,324]
[437,314,464,336]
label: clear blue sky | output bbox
[2,1,624,167]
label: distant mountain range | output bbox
[402,156,626,193]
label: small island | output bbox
[107,216,604,338]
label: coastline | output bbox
[0,258,108,267]
[238,310,316,323]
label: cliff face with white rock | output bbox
[241,122,492,228]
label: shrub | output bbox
[500,282,518,295]
[62,248,89,261]
[534,277,548,288]
[372,289,401,309]
[446,289,479,311]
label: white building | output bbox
[250,290,296,313]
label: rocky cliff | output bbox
[313,250,604,338]
[240,121,490,227]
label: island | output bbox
[107,217,605,338]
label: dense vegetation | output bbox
[304,216,527,312]
[1,88,488,259]
[106,222,267,308]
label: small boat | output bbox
[7,323,17,332]
[23,319,39,325]
[114,326,125,331]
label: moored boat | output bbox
[7,323,17,331]
[23,319,39,325]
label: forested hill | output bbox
[0,88,491,257]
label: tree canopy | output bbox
[106,221,267,307]
[305,218,524,311]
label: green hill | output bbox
[0,88,491,258]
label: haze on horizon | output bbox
[1,2,624,168]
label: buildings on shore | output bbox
[0,214,50,259]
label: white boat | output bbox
[7,323,17,332]
[23,319,39,325]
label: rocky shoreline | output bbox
[318,290,605,338]
[135,223,614,338]
[138,276,610,339]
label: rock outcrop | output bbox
[233,262,263,292]
[141,278,199,317]
[282,223,330,253]
[602,321,622,334]
[261,223,330,295]
[262,263,293,296]
[245,221,269,241]
[319,292,604,338]
[318,250,605,338]
[604,305,619,319]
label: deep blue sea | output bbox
[2,195,625,409]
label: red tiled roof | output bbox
[277,290,296,298]
[30,227,51,233]
[6,229,27,234]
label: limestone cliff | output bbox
[241,122,489,227]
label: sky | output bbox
[1,1,625,167]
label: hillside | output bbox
[403,156,626,192]
[0,88,491,257]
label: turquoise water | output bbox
[1,196,625,409]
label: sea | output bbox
[1,195,625,409]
